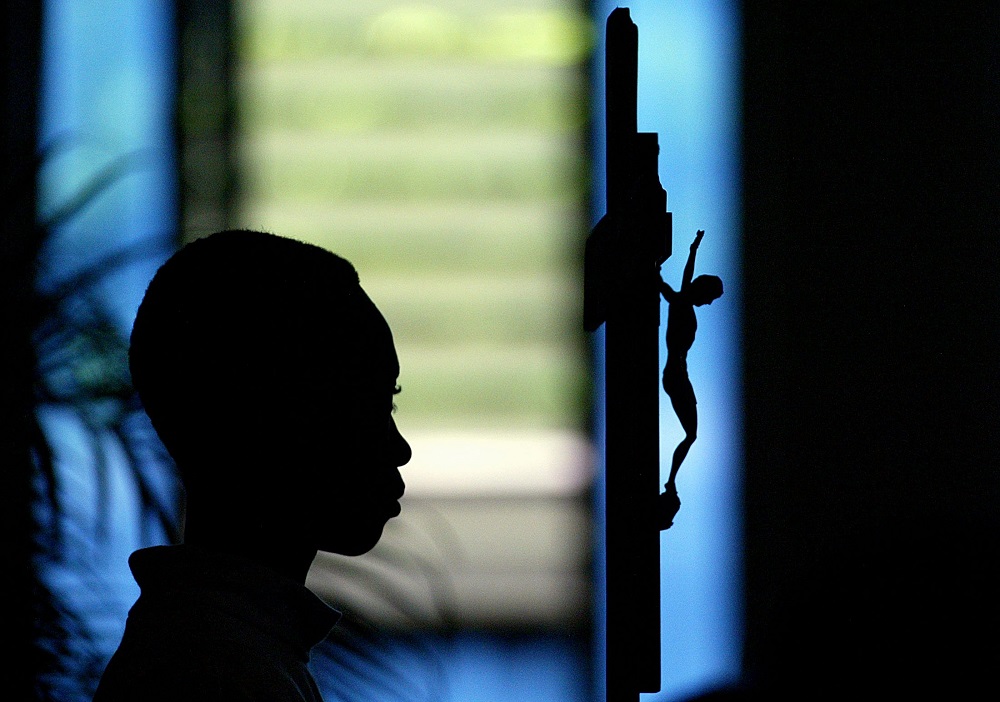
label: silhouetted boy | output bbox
[94,230,411,701]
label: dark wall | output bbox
[3,2,42,700]
[741,2,999,696]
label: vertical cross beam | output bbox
[586,8,672,701]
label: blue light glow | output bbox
[38,0,177,332]
[35,0,179,691]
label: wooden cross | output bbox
[584,8,672,701]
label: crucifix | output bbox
[584,8,671,702]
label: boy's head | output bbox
[130,230,410,555]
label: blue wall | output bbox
[36,0,179,689]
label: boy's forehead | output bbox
[351,286,396,353]
[321,286,399,385]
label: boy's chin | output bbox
[317,523,387,557]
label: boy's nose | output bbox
[391,419,412,468]
[396,436,412,469]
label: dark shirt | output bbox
[93,545,341,702]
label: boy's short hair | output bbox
[129,230,366,467]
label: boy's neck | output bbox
[182,514,318,585]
